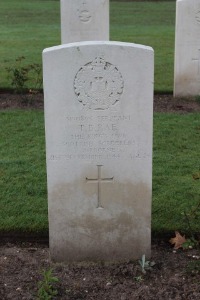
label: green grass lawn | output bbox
[153,113,200,235]
[0,110,48,234]
[0,0,175,92]
[0,110,200,236]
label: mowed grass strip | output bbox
[153,113,200,234]
[0,110,48,234]
[0,0,175,92]
[0,0,60,89]
[0,110,200,235]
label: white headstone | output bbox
[43,41,154,262]
[174,0,200,96]
[60,0,109,44]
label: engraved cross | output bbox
[192,49,200,75]
[86,165,114,209]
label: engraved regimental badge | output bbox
[77,1,92,23]
[74,57,124,110]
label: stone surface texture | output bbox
[174,0,200,96]
[43,41,154,262]
[60,0,109,44]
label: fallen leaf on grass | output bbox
[169,231,186,249]
[192,172,200,180]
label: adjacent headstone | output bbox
[60,0,109,44]
[174,0,200,96]
[43,41,154,262]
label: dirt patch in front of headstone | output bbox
[153,94,200,113]
[0,240,199,299]
[1,92,200,113]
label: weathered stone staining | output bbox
[174,0,200,96]
[60,0,109,43]
[43,41,154,262]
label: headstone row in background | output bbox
[61,0,200,98]
[61,0,109,43]
[174,0,200,97]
